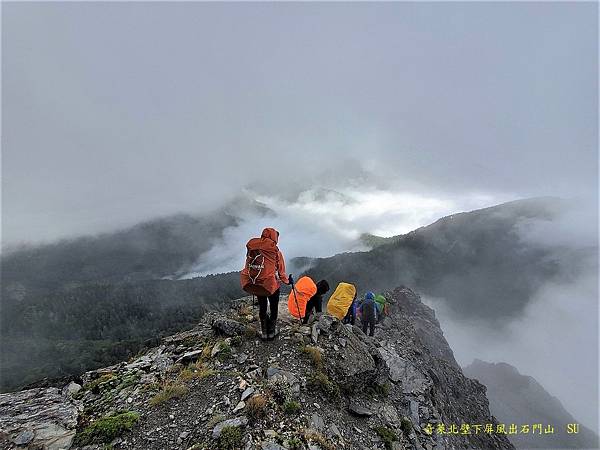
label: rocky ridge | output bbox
[0,286,514,450]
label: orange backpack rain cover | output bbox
[287,276,317,318]
[240,228,285,297]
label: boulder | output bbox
[0,388,79,450]
[379,347,431,394]
[317,315,377,386]
[212,417,248,439]
[176,350,203,365]
[213,317,246,337]
[348,402,373,417]
[61,381,82,398]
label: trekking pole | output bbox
[289,275,303,325]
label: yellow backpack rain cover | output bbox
[326,282,357,319]
[287,276,317,318]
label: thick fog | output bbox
[423,203,599,432]
[2,0,598,436]
[2,2,597,246]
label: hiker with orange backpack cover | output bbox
[240,227,290,340]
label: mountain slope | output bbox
[0,286,513,450]
[296,197,584,322]
[463,359,599,449]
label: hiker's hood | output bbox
[261,227,279,244]
[365,292,375,300]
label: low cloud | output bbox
[423,200,599,433]
[180,186,504,278]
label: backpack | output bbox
[287,276,317,318]
[361,297,377,322]
[326,282,357,320]
[240,229,282,296]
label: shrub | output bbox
[219,425,242,450]
[149,382,188,406]
[269,378,292,405]
[216,342,232,361]
[74,411,139,445]
[244,325,258,339]
[201,343,213,359]
[283,400,301,415]
[246,394,268,420]
[179,361,215,381]
[301,345,323,368]
[307,371,339,399]
[368,381,391,398]
[400,416,412,435]
[302,429,335,450]
[287,436,303,450]
[85,373,116,393]
[231,335,243,347]
[374,425,397,450]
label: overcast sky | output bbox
[2,2,598,245]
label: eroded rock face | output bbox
[379,346,431,394]
[0,388,79,450]
[314,315,377,386]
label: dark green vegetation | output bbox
[218,425,242,450]
[1,273,244,392]
[0,203,259,392]
[374,425,398,450]
[74,411,140,446]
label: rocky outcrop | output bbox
[0,287,514,450]
[0,388,80,450]
[393,286,458,367]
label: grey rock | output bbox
[213,317,246,337]
[212,417,248,439]
[310,413,325,431]
[241,387,255,402]
[176,349,203,365]
[237,353,249,364]
[379,404,400,426]
[318,316,377,387]
[349,402,373,417]
[0,388,78,450]
[329,423,342,439]
[410,400,420,423]
[311,323,319,344]
[261,442,286,450]
[150,354,174,372]
[233,401,245,413]
[379,347,430,393]
[61,381,82,398]
[13,430,35,445]
[316,314,336,334]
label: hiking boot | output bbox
[267,319,280,340]
[260,319,268,340]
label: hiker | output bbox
[360,292,378,337]
[240,227,290,340]
[302,280,330,324]
[287,276,317,322]
[374,294,387,323]
[326,282,357,324]
[342,296,357,325]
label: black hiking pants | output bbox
[362,319,375,337]
[302,295,322,324]
[258,289,280,323]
